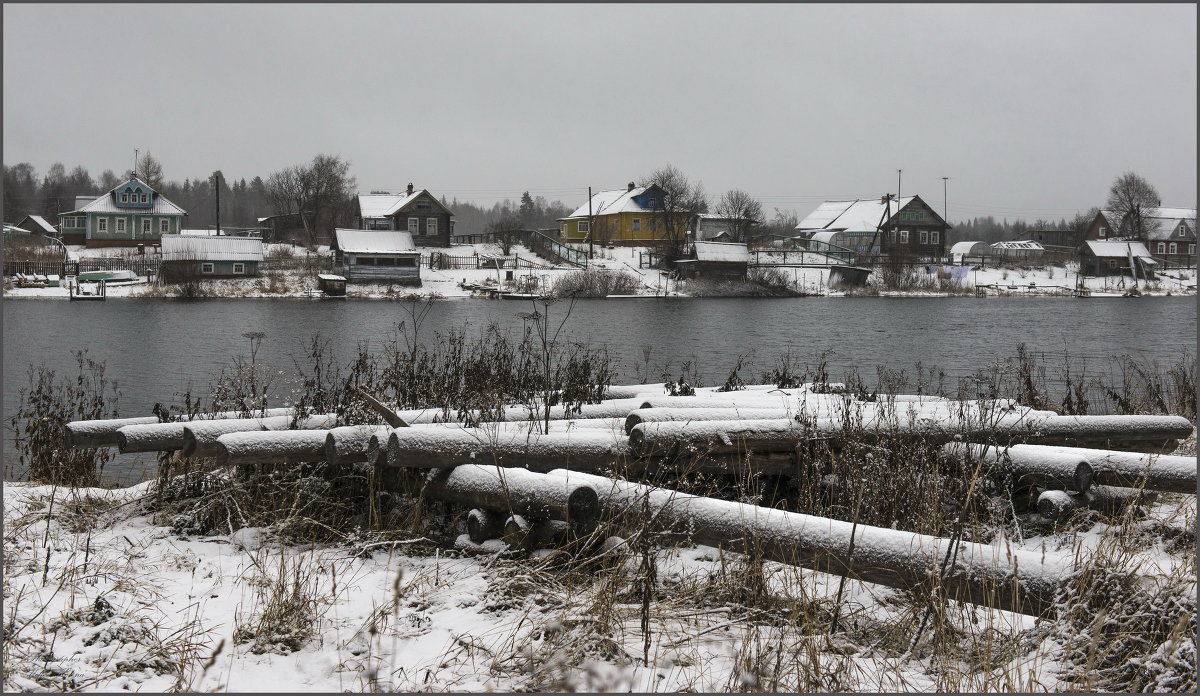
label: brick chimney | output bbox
[406,183,414,195]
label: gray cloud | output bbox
[4,3,1195,220]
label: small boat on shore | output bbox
[76,269,146,286]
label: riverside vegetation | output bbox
[4,299,1196,692]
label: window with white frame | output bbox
[160,219,169,233]
[97,218,108,233]
[647,198,657,208]
[919,230,929,244]
[1169,242,1177,254]
[899,230,909,243]
[140,193,148,203]
[931,230,940,244]
[632,218,641,232]
[427,218,437,236]
[1189,244,1195,255]
[1099,226,1107,238]
[116,218,126,233]
[142,219,151,234]
[201,263,214,274]
[408,216,420,234]
[1158,242,1167,254]
[1107,260,1117,269]
[233,263,245,274]
[578,220,589,234]
[120,193,129,203]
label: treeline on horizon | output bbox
[4,156,1096,243]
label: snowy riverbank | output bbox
[4,243,1196,299]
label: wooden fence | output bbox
[5,258,161,278]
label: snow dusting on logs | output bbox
[941,442,1096,493]
[65,407,299,449]
[1037,486,1160,521]
[214,429,332,467]
[415,465,602,528]
[944,442,1196,494]
[324,425,394,465]
[182,414,338,458]
[547,469,1070,616]
[384,427,631,473]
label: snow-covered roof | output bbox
[160,235,264,261]
[692,241,749,263]
[950,241,989,256]
[1084,240,1152,258]
[75,181,186,216]
[358,191,453,218]
[796,197,916,233]
[808,231,841,245]
[20,215,57,234]
[565,186,654,219]
[333,228,418,254]
[991,240,1044,251]
[4,224,32,234]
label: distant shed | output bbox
[1081,240,1156,278]
[675,241,749,280]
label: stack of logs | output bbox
[63,382,1196,617]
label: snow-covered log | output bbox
[467,508,506,543]
[416,465,601,527]
[637,393,810,411]
[630,413,1195,458]
[324,425,393,465]
[214,429,332,467]
[547,469,1069,616]
[624,408,800,435]
[182,414,337,458]
[412,418,627,434]
[385,427,630,473]
[941,443,1096,493]
[603,383,667,399]
[988,444,1196,494]
[66,407,296,449]
[504,515,569,550]
[1037,486,1160,520]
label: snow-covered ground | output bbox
[3,242,1195,299]
[4,459,1194,692]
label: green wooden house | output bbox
[58,176,186,247]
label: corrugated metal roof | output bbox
[796,197,916,233]
[77,190,186,216]
[333,228,417,254]
[693,241,749,263]
[160,235,264,261]
[1085,240,1152,258]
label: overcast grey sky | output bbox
[4,3,1196,222]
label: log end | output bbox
[565,484,601,527]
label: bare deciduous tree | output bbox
[1106,172,1161,242]
[489,213,525,255]
[265,154,357,247]
[714,189,764,243]
[138,151,165,189]
[641,164,707,261]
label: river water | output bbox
[3,296,1195,483]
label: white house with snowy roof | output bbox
[796,195,949,259]
[57,176,186,248]
[353,184,454,248]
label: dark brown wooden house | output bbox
[796,195,949,260]
[355,184,454,248]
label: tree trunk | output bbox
[67,407,296,449]
[547,469,1068,616]
[385,427,631,473]
[214,429,331,467]
[467,508,506,543]
[183,414,337,458]
[324,425,393,465]
[1037,486,1159,520]
[413,465,601,528]
[942,442,1095,493]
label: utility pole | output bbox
[213,172,221,236]
[942,176,950,260]
[587,186,593,260]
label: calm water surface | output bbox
[3,296,1196,482]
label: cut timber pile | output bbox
[61,383,1196,617]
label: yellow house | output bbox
[559,183,691,246]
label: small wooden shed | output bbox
[1081,240,1157,278]
[332,228,421,284]
[675,241,750,280]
